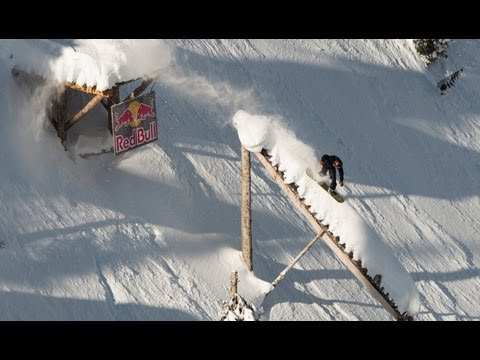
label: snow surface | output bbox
[1,39,479,320]
[75,130,113,157]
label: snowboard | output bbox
[305,168,345,203]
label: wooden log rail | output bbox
[255,149,413,321]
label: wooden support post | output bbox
[230,271,238,299]
[65,93,104,130]
[49,89,68,150]
[107,86,120,134]
[267,231,324,294]
[100,99,110,111]
[57,90,67,150]
[241,145,252,271]
[122,78,155,102]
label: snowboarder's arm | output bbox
[338,167,344,182]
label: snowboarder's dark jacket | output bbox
[320,154,344,183]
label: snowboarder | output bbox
[319,154,344,195]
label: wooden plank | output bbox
[268,231,324,293]
[79,148,114,159]
[115,78,139,86]
[241,145,252,271]
[57,91,67,150]
[65,82,113,97]
[11,66,131,99]
[100,99,110,111]
[122,78,155,102]
[48,89,68,150]
[230,271,238,299]
[107,86,120,133]
[65,93,104,130]
[254,150,403,320]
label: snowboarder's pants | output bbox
[320,166,337,190]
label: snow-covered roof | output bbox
[6,39,173,91]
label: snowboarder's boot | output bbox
[328,189,337,196]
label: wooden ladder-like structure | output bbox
[255,149,413,321]
[11,66,158,151]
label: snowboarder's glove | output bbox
[339,181,344,187]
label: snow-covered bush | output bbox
[220,293,258,321]
[413,39,450,65]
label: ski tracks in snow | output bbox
[370,191,478,320]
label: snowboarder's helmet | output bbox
[334,159,342,168]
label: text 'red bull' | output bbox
[115,121,157,153]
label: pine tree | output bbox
[413,39,450,65]
[220,293,258,321]
[438,68,464,94]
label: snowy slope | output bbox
[0,39,479,320]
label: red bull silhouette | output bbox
[114,108,134,132]
[114,101,156,131]
[136,103,155,121]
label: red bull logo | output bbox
[114,100,156,132]
[112,91,158,155]
[115,121,157,153]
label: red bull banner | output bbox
[112,91,158,155]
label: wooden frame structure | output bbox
[12,67,157,151]
[240,148,413,321]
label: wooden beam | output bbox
[107,86,120,133]
[267,231,324,294]
[11,66,131,99]
[115,78,139,86]
[230,271,238,299]
[241,145,252,271]
[48,89,68,150]
[57,90,67,150]
[65,82,113,97]
[122,78,155,102]
[65,93,104,130]
[254,150,404,320]
[100,99,110,111]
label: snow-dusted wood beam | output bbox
[268,231,324,293]
[122,78,155,102]
[65,82,113,97]
[65,93,104,131]
[254,149,412,321]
